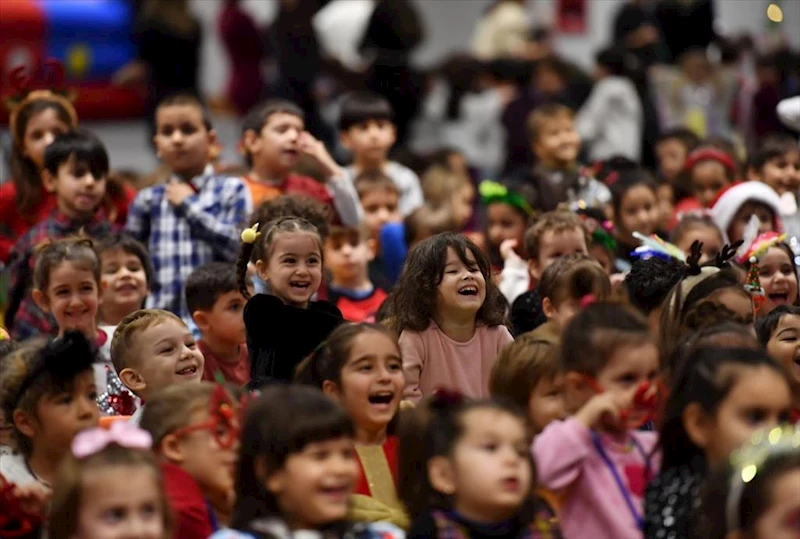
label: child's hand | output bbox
[499,239,521,262]
[165,180,195,206]
[297,132,343,178]
[575,392,623,430]
[13,483,50,517]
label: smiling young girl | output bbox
[388,233,513,402]
[738,233,799,316]
[216,385,404,539]
[296,323,408,528]
[236,217,344,387]
[609,169,662,272]
[0,331,100,488]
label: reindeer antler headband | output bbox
[4,59,78,137]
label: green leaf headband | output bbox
[725,424,800,532]
[479,180,534,216]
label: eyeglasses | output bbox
[170,386,246,450]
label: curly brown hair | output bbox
[387,233,507,333]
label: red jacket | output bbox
[160,462,214,539]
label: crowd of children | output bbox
[0,43,799,539]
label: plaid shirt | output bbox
[125,165,252,323]
[6,208,114,340]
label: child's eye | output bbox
[307,257,320,265]
[359,365,372,372]
[57,394,73,405]
[482,442,499,452]
[159,346,174,354]
[103,508,126,523]
[127,264,143,272]
[140,502,158,518]
[743,408,767,424]
[283,257,296,264]
[388,361,402,371]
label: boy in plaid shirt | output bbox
[125,93,252,325]
[6,129,115,340]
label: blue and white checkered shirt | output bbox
[125,165,252,323]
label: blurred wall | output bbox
[193,0,800,99]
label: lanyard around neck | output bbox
[590,431,649,530]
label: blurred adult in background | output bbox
[612,0,663,68]
[115,0,202,129]
[218,0,264,115]
[655,0,716,64]
[472,0,530,60]
[359,0,424,148]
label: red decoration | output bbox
[557,0,587,34]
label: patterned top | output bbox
[6,208,114,340]
[125,165,252,323]
[643,461,705,539]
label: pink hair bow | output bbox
[71,421,152,459]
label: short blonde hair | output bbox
[139,382,216,448]
[421,165,471,209]
[110,309,184,373]
[523,210,587,261]
[489,336,560,413]
[526,102,573,143]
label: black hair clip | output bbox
[12,330,97,408]
[715,240,743,268]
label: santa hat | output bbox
[710,182,783,242]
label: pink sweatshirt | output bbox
[533,418,660,539]
[399,323,513,403]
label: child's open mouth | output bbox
[175,364,198,377]
[769,292,790,305]
[289,281,310,292]
[501,477,521,492]
[319,484,350,502]
[457,285,478,296]
[367,392,395,406]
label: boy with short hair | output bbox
[7,129,115,339]
[353,169,403,240]
[517,103,609,211]
[185,262,250,386]
[339,92,424,215]
[125,93,252,326]
[240,99,361,225]
[324,226,388,323]
[111,308,205,424]
[510,211,589,335]
[747,135,800,238]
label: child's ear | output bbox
[427,456,456,496]
[40,169,57,193]
[118,368,146,394]
[528,258,541,280]
[32,289,50,312]
[366,238,377,261]
[255,259,269,283]
[242,129,260,155]
[192,310,210,333]
[207,128,218,146]
[321,380,342,401]
[266,466,288,496]
[542,297,554,319]
[682,402,712,450]
[12,409,36,439]
[160,433,187,464]
[339,130,352,151]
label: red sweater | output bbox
[0,182,136,263]
[160,462,214,539]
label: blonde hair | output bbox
[523,211,587,261]
[526,103,573,143]
[50,443,172,539]
[421,165,471,209]
[139,382,216,448]
[110,309,184,373]
[489,336,560,412]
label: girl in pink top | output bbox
[389,233,513,403]
[532,303,662,539]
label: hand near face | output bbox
[297,132,343,179]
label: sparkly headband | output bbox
[479,180,534,216]
[4,60,78,137]
[725,425,800,532]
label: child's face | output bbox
[532,115,580,167]
[153,104,215,178]
[486,203,526,256]
[436,247,487,319]
[257,232,323,308]
[695,366,792,466]
[531,227,588,280]
[325,331,404,440]
[125,318,204,398]
[360,188,401,239]
[247,112,304,175]
[752,152,800,196]
[766,314,800,389]
[451,184,475,230]
[589,244,614,275]
[77,465,166,539]
[727,201,775,244]
[324,234,373,286]
[198,290,248,345]
[267,437,358,530]
[528,375,566,434]
[171,408,239,500]
[341,120,396,164]
[759,247,798,313]
[691,160,731,208]
[444,408,531,523]
[22,107,70,170]
[675,224,723,266]
[655,138,688,181]
[27,370,99,453]
[751,467,800,539]
[35,261,99,337]
[656,183,675,232]
[616,185,660,244]
[99,248,149,319]
[43,156,107,220]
